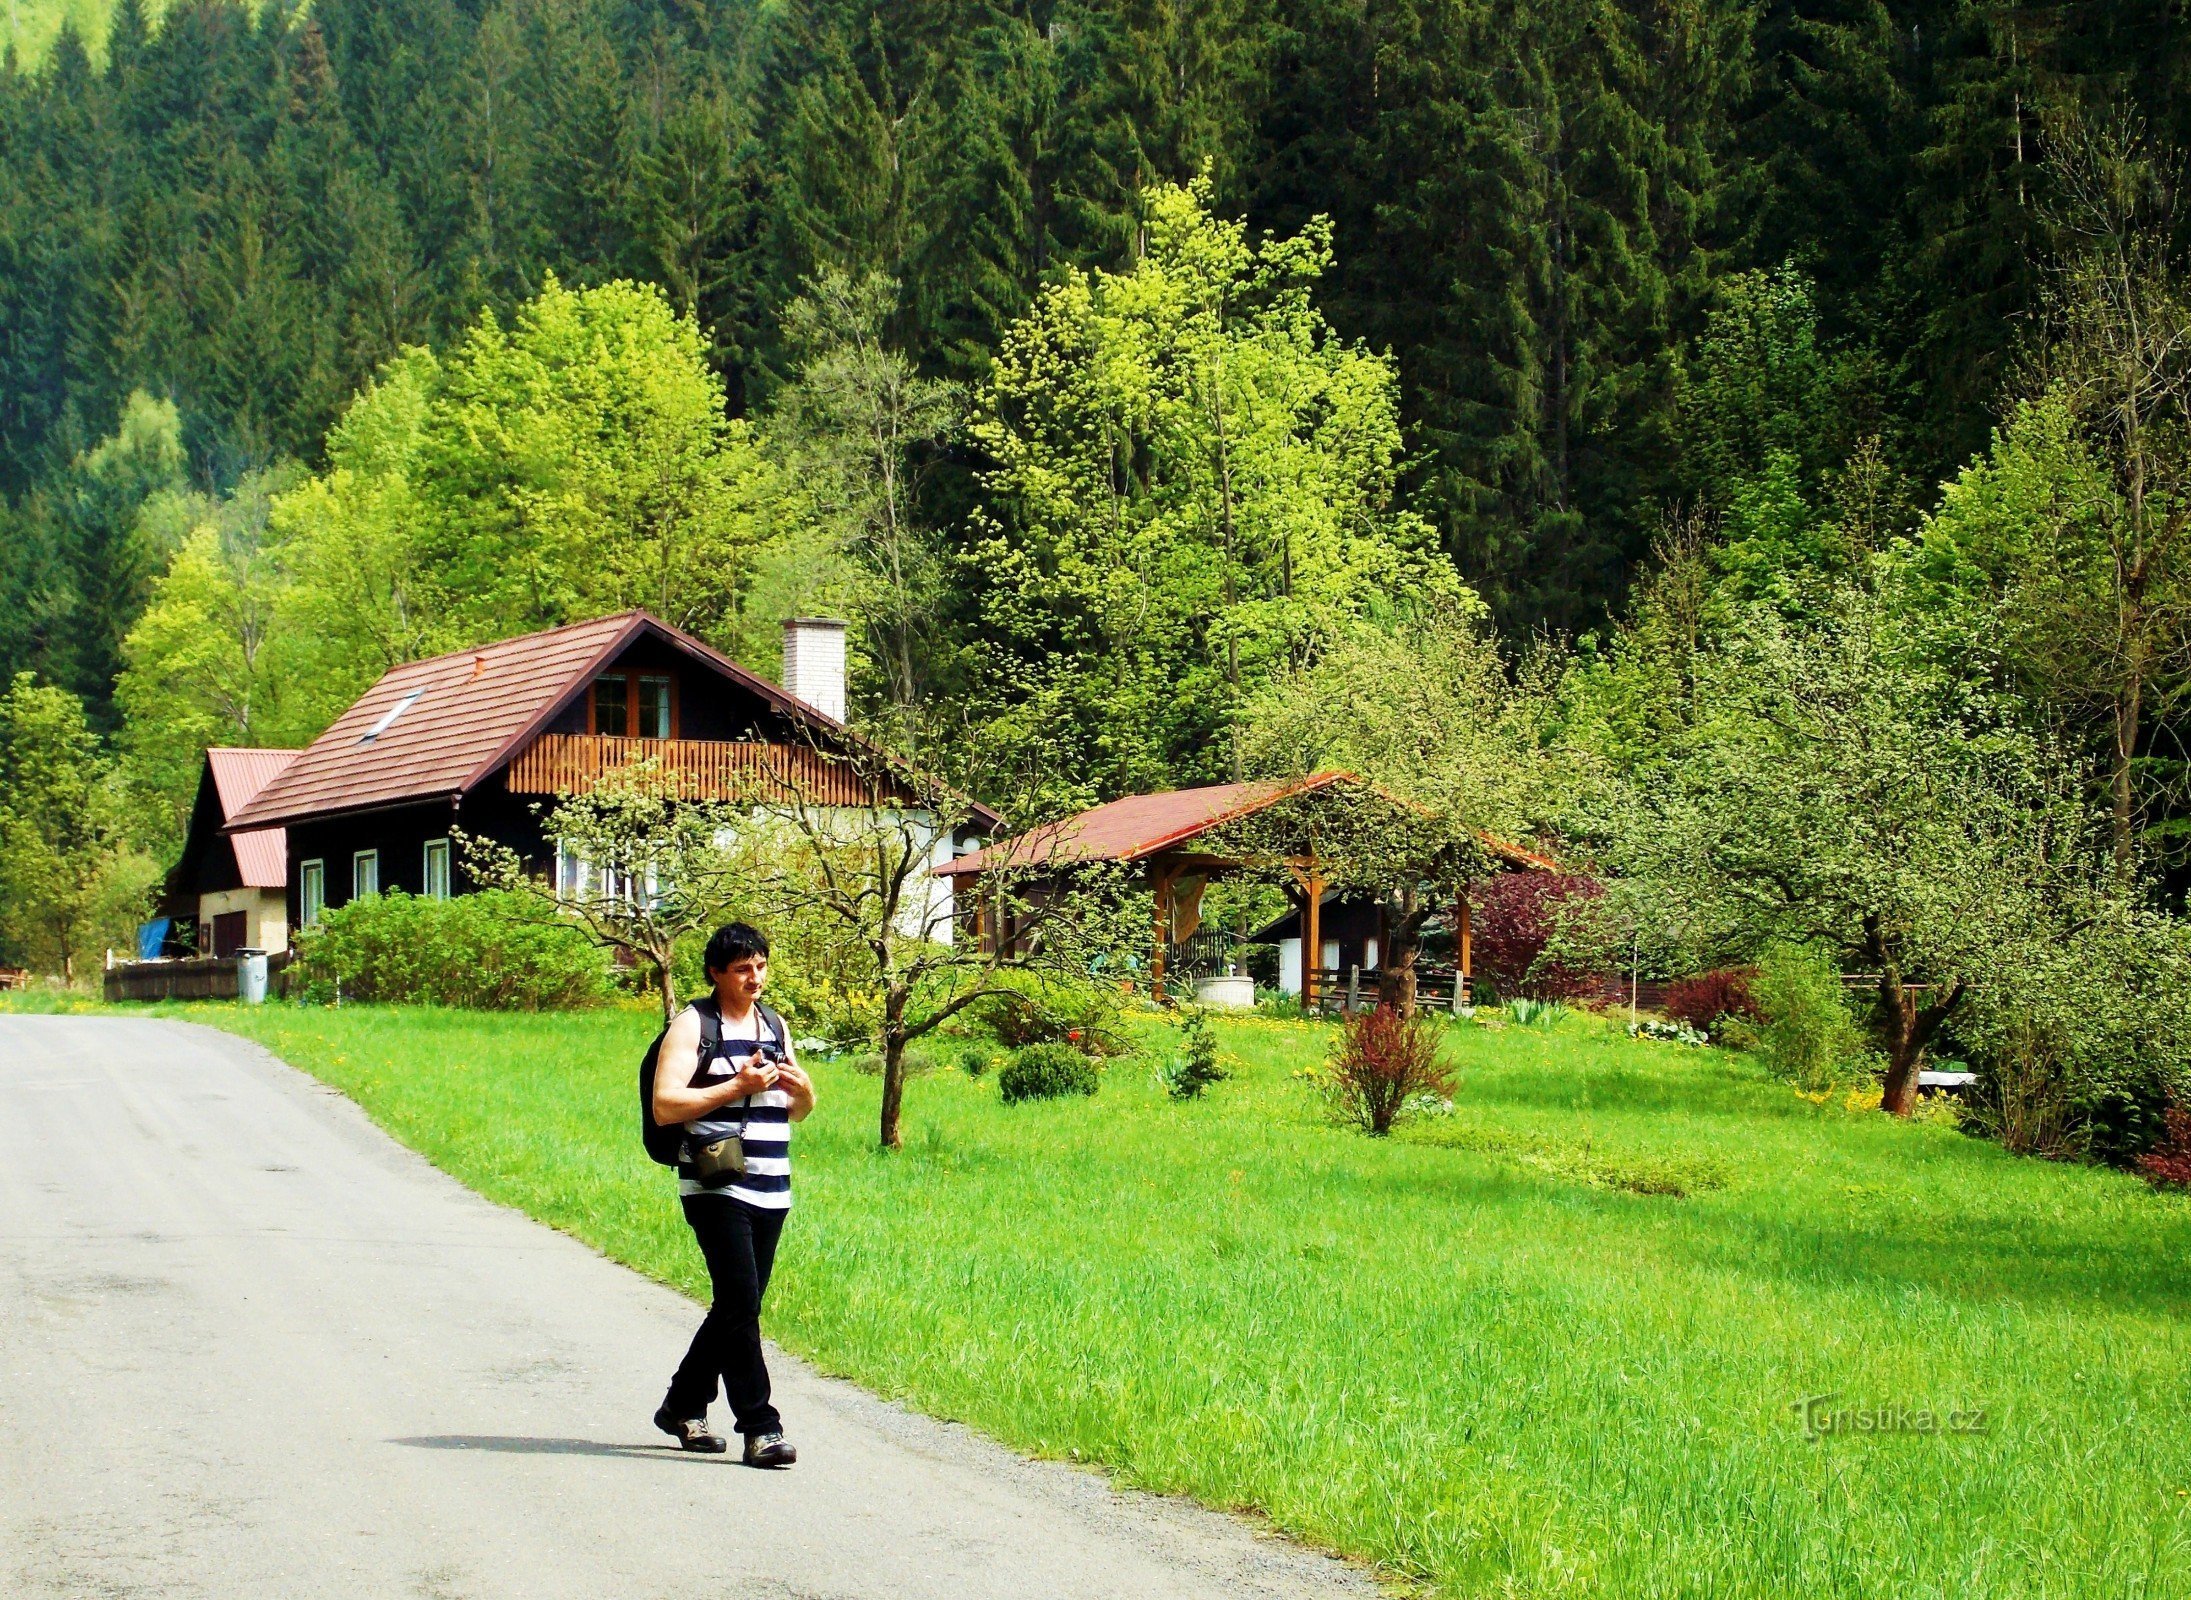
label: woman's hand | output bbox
[723,1054,778,1101]
[775,1059,816,1121]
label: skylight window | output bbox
[358,689,423,744]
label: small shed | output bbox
[161,748,300,956]
[934,773,1554,1008]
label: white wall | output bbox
[198,887,289,953]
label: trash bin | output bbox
[236,948,269,1005]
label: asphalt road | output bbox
[0,1016,1377,1600]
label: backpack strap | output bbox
[695,995,723,1070]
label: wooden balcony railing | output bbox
[507,734,881,807]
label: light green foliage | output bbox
[0,674,156,979]
[169,1001,2191,1598]
[114,280,782,834]
[1238,593,1543,840]
[1905,388,2191,868]
[113,466,314,853]
[1950,906,2191,1164]
[288,890,612,1009]
[220,280,778,727]
[967,177,1458,808]
[1678,269,1904,612]
[400,277,774,646]
[464,765,745,1021]
[754,271,963,717]
[1750,942,1874,1091]
[1680,266,1856,516]
[1605,581,2099,1105]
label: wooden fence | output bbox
[104,952,292,1003]
[507,734,885,807]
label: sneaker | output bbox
[743,1430,797,1468]
[654,1406,728,1454]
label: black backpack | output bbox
[639,997,787,1166]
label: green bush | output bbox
[983,977,1127,1057]
[1750,943,1873,1090]
[998,1041,1100,1104]
[957,1040,997,1078]
[291,891,612,1009]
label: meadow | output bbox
[54,995,2191,1597]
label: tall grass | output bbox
[122,999,2191,1597]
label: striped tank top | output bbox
[677,1004,794,1210]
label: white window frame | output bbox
[422,838,451,900]
[300,860,326,928]
[353,849,380,899]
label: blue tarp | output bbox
[137,918,170,961]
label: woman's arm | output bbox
[650,1007,774,1125]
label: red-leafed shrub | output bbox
[1664,967,1763,1033]
[2138,1102,2191,1188]
[1469,873,1608,1000]
[1323,1005,1455,1136]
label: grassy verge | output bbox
[27,994,2191,1597]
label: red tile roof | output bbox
[204,748,299,888]
[934,772,1559,878]
[223,611,921,833]
[934,773,1355,877]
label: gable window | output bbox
[639,676,673,739]
[422,838,451,900]
[592,675,630,737]
[591,671,675,739]
[300,860,326,928]
[353,849,380,899]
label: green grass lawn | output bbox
[39,994,2191,1597]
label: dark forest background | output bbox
[9,0,2190,727]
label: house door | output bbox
[211,911,248,957]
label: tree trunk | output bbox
[879,1035,907,1151]
[1863,914,1965,1117]
[2112,673,2142,876]
[1375,887,1423,1017]
[878,989,909,1149]
[653,952,677,1023]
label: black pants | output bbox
[664,1194,786,1436]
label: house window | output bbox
[556,842,588,902]
[593,672,674,739]
[592,675,630,737]
[300,860,326,927]
[353,849,380,899]
[422,838,451,900]
[358,687,423,744]
[639,676,673,738]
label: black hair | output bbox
[703,921,770,974]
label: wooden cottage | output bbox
[222,611,990,939]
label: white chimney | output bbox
[781,617,848,723]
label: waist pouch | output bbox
[688,1130,746,1183]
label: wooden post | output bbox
[1301,869,1323,1013]
[1456,887,1473,1006]
[1150,861,1178,1002]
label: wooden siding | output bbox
[506,733,885,807]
